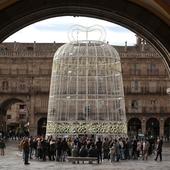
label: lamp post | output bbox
[166,88,170,95]
[166,88,170,140]
[25,95,31,136]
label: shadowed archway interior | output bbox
[146,118,160,138]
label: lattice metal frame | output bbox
[46,40,127,136]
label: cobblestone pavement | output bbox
[0,140,170,170]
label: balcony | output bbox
[126,107,170,114]
[124,87,167,95]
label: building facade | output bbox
[0,39,170,139]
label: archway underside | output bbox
[0,0,169,69]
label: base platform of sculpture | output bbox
[46,121,127,137]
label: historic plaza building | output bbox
[0,37,170,139]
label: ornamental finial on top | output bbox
[68,25,106,42]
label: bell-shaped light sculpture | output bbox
[46,25,127,137]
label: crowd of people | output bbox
[0,128,29,141]
[18,135,163,165]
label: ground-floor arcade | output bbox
[32,114,170,140]
[1,96,170,139]
[127,115,170,140]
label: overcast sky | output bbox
[4,16,136,45]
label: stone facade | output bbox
[0,40,170,139]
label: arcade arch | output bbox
[0,0,169,137]
[37,117,47,136]
[0,0,169,69]
[146,117,160,139]
[0,98,29,137]
[128,118,142,138]
[164,118,170,141]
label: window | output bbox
[131,100,138,109]
[131,64,141,75]
[149,82,156,93]
[19,114,26,119]
[150,99,158,112]
[20,83,26,90]
[19,104,25,109]
[19,104,27,112]
[131,80,141,92]
[147,63,159,75]
[7,115,11,119]
[2,81,8,90]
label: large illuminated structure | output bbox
[46,26,127,136]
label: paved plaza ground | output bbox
[0,140,170,170]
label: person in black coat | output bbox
[79,145,88,157]
[155,137,163,161]
[0,139,6,156]
[96,138,102,163]
[88,144,98,158]
[41,138,48,161]
[49,140,56,161]
[56,138,62,161]
[22,138,30,165]
[61,138,69,162]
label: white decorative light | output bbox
[166,88,170,95]
[46,25,127,137]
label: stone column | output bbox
[141,118,146,134]
[28,95,36,136]
[159,118,164,137]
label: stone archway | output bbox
[146,118,160,139]
[0,0,169,69]
[164,118,170,141]
[0,98,29,137]
[0,98,23,114]
[128,118,142,138]
[37,117,47,136]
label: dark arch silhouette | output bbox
[164,118,170,141]
[37,117,47,136]
[0,0,169,69]
[128,118,141,138]
[0,98,27,137]
[0,98,24,115]
[146,118,160,139]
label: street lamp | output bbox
[166,88,170,141]
[166,88,170,95]
[24,95,31,135]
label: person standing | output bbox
[23,138,30,165]
[103,138,110,160]
[142,139,150,160]
[61,138,69,162]
[56,138,62,161]
[115,139,120,162]
[0,139,6,156]
[96,138,102,163]
[155,137,163,161]
[109,144,115,162]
